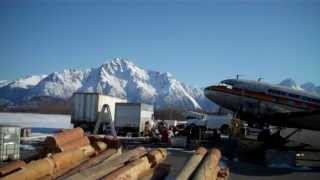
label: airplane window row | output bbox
[301,97,320,104]
[268,89,286,96]
[288,93,300,98]
[268,89,320,104]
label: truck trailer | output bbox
[71,92,127,133]
[114,103,154,136]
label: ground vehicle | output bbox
[71,92,126,132]
[185,111,232,130]
[184,111,233,139]
[114,103,154,136]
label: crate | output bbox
[0,125,20,162]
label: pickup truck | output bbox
[187,114,232,130]
[184,111,233,137]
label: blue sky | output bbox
[0,0,319,87]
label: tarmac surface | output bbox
[164,148,320,180]
[162,128,320,180]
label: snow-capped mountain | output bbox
[0,80,12,88]
[0,75,47,102]
[0,59,217,110]
[5,75,46,89]
[1,59,319,111]
[279,78,304,91]
[78,59,205,110]
[279,78,320,96]
[27,69,90,99]
[301,82,320,95]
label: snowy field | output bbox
[0,112,72,134]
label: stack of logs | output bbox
[41,127,91,155]
[0,128,168,180]
[175,147,229,180]
[64,147,168,180]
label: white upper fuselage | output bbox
[204,79,320,115]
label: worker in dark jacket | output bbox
[160,127,170,144]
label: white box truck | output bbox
[71,92,127,132]
[114,103,154,136]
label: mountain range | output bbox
[0,58,319,111]
[279,78,320,95]
[0,59,216,111]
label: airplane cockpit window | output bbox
[221,79,236,86]
[219,80,235,89]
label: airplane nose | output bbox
[204,86,216,99]
[204,86,223,106]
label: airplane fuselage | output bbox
[204,79,320,130]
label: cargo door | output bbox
[71,93,98,123]
[115,105,140,128]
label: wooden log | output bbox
[58,136,90,152]
[2,145,96,180]
[49,158,89,180]
[2,158,55,180]
[88,134,120,149]
[91,141,108,154]
[0,160,26,177]
[139,163,171,180]
[56,148,119,179]
[79,145,99,157]
[43,146,98,180]
[65,147,147,180]
[102,156,151,180]
[147,148,167,167]
[51,145,95,172]
[45,127,84,147]
[192,148,221,180]
[176,147,207,180]
[41,128,85,155]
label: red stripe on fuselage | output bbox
[211,86,320,110]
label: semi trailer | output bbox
[71,92,127,133]
[114,103,154,136]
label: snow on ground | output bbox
[0,112,72,134]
